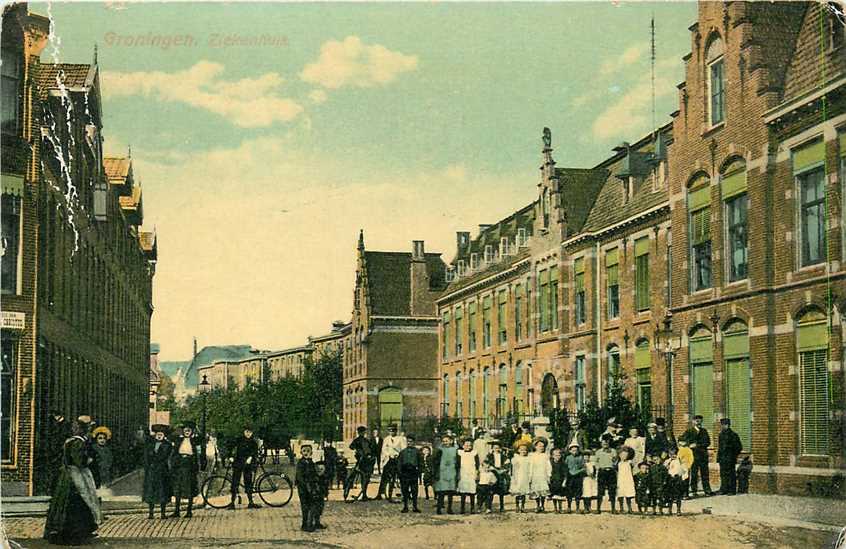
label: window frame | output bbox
[605,248,620,320]
[688,182,712,292]
[725,193,749,283]
[468,301,477,354]
[796,166,827,268]
[454,305,463,356]
[574,355,586,412]
[705,36,726,128]
[497,289,508,345]
[1,48,21,136]
[634,237,651,311]
[1,195,22,295]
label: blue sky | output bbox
[36,2,697,361]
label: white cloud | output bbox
[101,61,304,128]
[308,89,328,104]
[591,76,673,140]
[300,36,418,90]
[599,43,647,77]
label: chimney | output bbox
[193,337,198,359]
[412,240,425,261]
[410,240,434,316]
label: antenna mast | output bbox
[651,13,656,135]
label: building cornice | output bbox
[764,75,846,126]
[562,201,670,249]
[437,257,532,304]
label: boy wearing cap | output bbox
[296,445,320,532]
[397,433,422,513]
[228,425,262,509]
[347,426,376,501]
[717,418,742,495]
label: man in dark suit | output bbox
[717,418,743,495]
[682,415,713,497]
[228,425,261,509]
[372,428,383,475]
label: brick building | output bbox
[1,3,157,496]
[342,233,446,442]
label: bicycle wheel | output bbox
[202,475,234,509]
[256,472,293,507]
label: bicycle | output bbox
[343,456,376,502]
[202,458,293,508]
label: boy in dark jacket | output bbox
[397,434,422,513]
[647,454,668,515]
[296,445,320,532]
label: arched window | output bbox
[689,326,714,425]
[634,338,652,412]
[541,373,559,416]
[796,308,831,455]
[723,320,751,449]
[722,159,748,282]
[706,35,725,126]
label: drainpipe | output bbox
[595,240,603,406]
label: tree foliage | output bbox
[169,349,343,451]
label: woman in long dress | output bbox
[615,446,636,514]
[43,418,103,545]
[143,425,173,519]
[456,439,479,513]
[432,433,460,514]
[509,442,531,512]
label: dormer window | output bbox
[517,228,528,247]
[500,237,509,257]
[484,245,494,263]
[445,267,455,282]
[470,252,479,271]
[457,260,466,277]
[706,36,725,127]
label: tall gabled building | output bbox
[343,233,446,442]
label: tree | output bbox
[156,374,176,411]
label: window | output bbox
[542,188,550,228]
[500,237,509,258]
[468,302,477,353]
[606,248,620,319]
[1,195,21,294]
[606,346,621,394]
[721,162,749,282]
[470,253,479,271]
[690,327,714,425]
[455,372,463,418]
[798,169,827,267]
[1,49,20,135]
[635,237,651,310]
[796,310,831,455]
[482,367,490,420]
[497,289,507,345]
[525,281,532,338]
[514,363,524,415]
[469,370,477,420]
[574,258,586,325]
[550,266,559,330]
[574,356,586,412]
[514,284,522,340]
[688,180,712,291]
[829,2,845,51]
[482,295,492,349]
[1,334,16,461]
[723,321,751,451]
[538,269,549,332]
[442,311,450,361]
[706,36,725,126]
[635,339,652,411]
[454,306,463,356]
[442,374,450,415]
[484,245,494,264]
[498,366,509,417]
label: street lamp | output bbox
[199,374,211,468]
[653,312,678,430]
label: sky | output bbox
[34,1,697,361]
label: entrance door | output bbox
[540,373,558,416]
[378,387,403,429]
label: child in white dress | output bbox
[528,438,552,513]
[457,438,479,514]
[616,446,636,514]
[509,443,531,512]
[581,453,598,514]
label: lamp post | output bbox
[198,374,211,468]
[653,312,678,430]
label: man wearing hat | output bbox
[511,421,533,453]
[347,426,376,500]
[296,444,320,531]
[681,415,713,497]
[645,422,665,457]
[170,421,205,518]
[227,425,262,509]
[567,417,590,452]
[144,425,173,519]
[376,424,406,501]
[655,417,677,452]
[717,418,742,495]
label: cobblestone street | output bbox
[4,491,840,549]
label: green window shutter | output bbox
[721,170,747,200]
[483,296,491,310]
[693,362,714,423]
[454,306,463,320]
[607,264,618,286]
[636,367,651,384]
[498,289,507,304]
[635,255,650,311]
[796,320,829,352]
[799,349,830,455]
[575,272,584,292]
[793,140,826,173]
[634,341,651,369]
[689,336,713,363]
[634,237,650,257]
[605,248,619,267]
[723,330,749,359]
[550,265,559,283]
[691,207,711,245]
[688,185,711,211]
[574,257,585,274]
[725,358,751,451]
